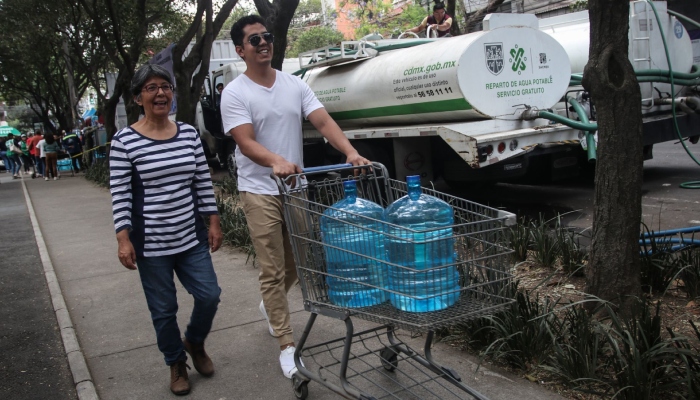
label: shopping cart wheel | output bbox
[292,374,309,399]
[380,346,399,372]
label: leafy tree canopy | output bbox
[287,26,345,57]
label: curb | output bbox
[21,179,100,400]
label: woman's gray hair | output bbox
[131,64,173,97]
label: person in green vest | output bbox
[62,130,83,172]
[19,133,34,177]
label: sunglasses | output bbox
[142,84,174,94]
[246,32,274,47]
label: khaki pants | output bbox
[240,192,299,346]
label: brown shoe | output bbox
[169,360,191,395]
[184,338,214,377]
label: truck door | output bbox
[201,74,224,138]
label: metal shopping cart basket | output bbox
[275,163,516,400]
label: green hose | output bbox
[538,110,598,132]
[646,1,700,189]
[566,96,597,162]
[668,9,700,30]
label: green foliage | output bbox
[529,215,561,269]
[555,217,588,276]
[353,3,427,39]
[462,283,562,370]
[215,177,256,262]
[571,0,589,11]
[287,26,345,57]
[84,158,110,188]
[678,248,700,298]
[217,3,257,40]
[542,303,603,385]
[505,218,531,262]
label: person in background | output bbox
[5,134,22,178]
[19,134,33,177]
[43,132,61,181]
[0,138,12,175]
[220,15,370,380]
[37,134,47,180]
[109,63,222,396]
[408,3,452,38]
[62,129,83,172]
[28,129,44,178]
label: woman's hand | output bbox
[208,215,223,253]
[116,231,137,270]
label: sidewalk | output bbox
[22,174,564,399]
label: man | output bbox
[28,129,44,177]
[62,129,83,172]
[220,15,370,380]
[215,83,224,107]
[408,3,453,38]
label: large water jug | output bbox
[384,176,460,312]
[320,180,388,308]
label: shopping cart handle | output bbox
[302,163,354,174]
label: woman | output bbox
[109,64,222,396]
[5,134,22,178]
[43,133,61,181]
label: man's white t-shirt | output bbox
[221,70,323,195]
[37,139,46,158]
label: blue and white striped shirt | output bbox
[109,122,218,257]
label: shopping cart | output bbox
[275,163,516,400]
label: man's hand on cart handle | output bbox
[272,157,303,188]
[345,150,372,176]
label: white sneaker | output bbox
[44,177,48,181]
[279,346,304,379]
[53,177,57,181]
[259,300,275,336]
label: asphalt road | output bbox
[0,179,76,400]
[445,140,700,232]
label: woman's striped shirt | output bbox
[109,122,218,257]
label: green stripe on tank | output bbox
[328,98,472,121]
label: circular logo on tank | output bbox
[674,21,683,39]
[457,27,571,120]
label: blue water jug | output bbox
[320,180,388,308]
[384,176,460,312]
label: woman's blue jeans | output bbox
[136,241,221,366]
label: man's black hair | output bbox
[216,83,224,89]
[230,15,267,46]
[433,2,445,11]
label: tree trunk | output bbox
[465,0,505,33]
[173,0,239,126]
[582,0,642,316]
[446,0,460,36]
[254,0,300,70]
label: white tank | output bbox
[301,14,571,127]
[539,1,693,101]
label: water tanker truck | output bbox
[211,1,700,186]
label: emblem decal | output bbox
[484,43,504,75]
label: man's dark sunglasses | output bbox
[246,32,274,47]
